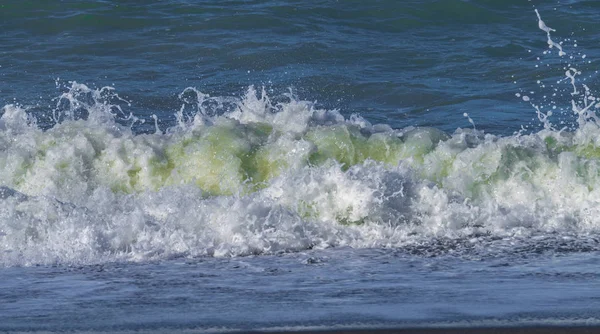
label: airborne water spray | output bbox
[3,8,600,266]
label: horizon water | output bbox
[2,1,600,332]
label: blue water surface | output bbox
[2,1,600,332]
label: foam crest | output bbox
[2,6,600,265]
[2,85,600,267]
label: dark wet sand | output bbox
[247,327,600,334]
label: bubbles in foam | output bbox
[2,10,600,266]
[2,79,600,267]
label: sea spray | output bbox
[535,9,566,57]
[2,11,600,266]
[1,79,600,267]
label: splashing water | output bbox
[523,9,600,132]
[535,9,566,57]
[1,11,600,267]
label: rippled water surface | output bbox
[2,1,600,332]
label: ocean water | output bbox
[2,0,600,332]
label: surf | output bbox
[1,8,600,267]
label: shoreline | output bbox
[247,327,600,334]
[5,325,600,334]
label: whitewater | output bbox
[2,43,600,266]
[3,1,600,332]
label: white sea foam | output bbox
[1,79,600,267]
[1,10,599,266]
